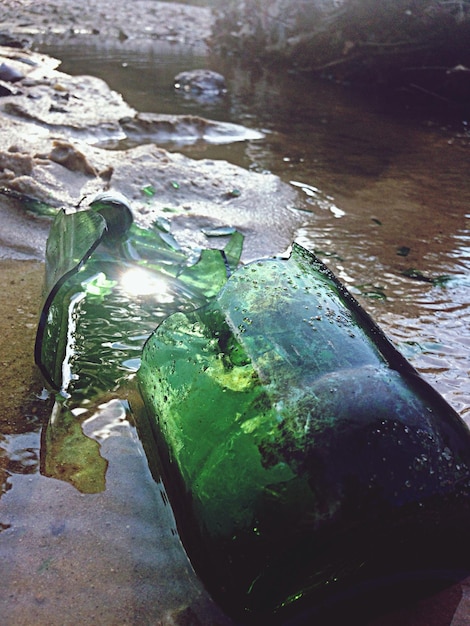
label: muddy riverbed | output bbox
[0,1,469,625]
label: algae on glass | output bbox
[138,243,470,623]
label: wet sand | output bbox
[0,260,44,430]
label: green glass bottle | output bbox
[138,243,470,623]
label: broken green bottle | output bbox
[138,243,470,623]
[34,199,470,623]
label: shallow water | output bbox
[0,29,469,626]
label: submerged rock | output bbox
[174,69,227,103]
[120,112,263,146]
[174,69,227,94]
[0,32,28,49]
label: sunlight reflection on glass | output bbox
[120,267,175,302]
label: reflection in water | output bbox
[290,180,346,218]
[41,400,107,494]
[1,431,41,495]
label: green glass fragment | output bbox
[154,216,171,233]
[223,230,244,273]
[35,195,244,398]
[35,209,108,390]
[137,243,470,623]
[402,268,452,287]
[121,222,188,275]
[178,249,230,298]
[353,282,387,300]
[35,193,245,497]
[89,191,133,239]
[43,209,107,297]
[158,231,181,251]
[141,184,156,197]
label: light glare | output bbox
[120,267,173,301]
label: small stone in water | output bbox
[396,246,411,257]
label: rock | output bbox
[47,139,98,176]
[120,113,263,146]
[0,46,302,263]
[0,61,24,82]
[0,32,29,48]
[174,69,227,102]
[1,0,214,51]
[0,80,17,96]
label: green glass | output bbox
[35,198,243,396]
[33,197,243,493]
[138,243,470,623]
